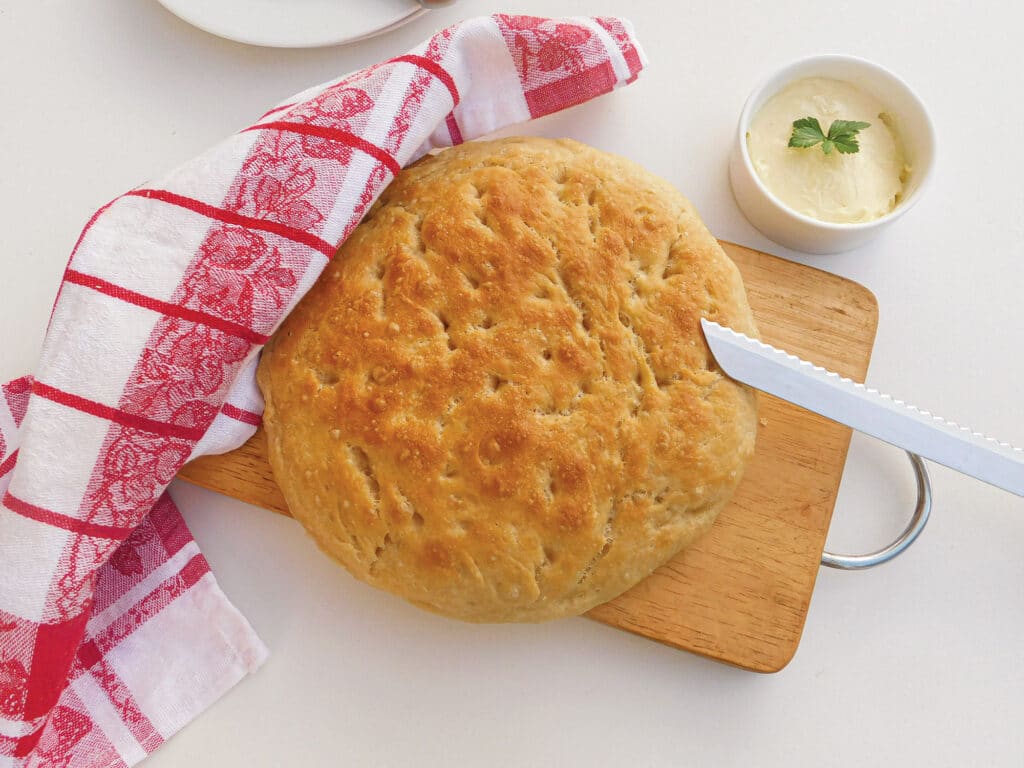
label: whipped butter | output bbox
[746,77,908,224]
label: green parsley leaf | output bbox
[827,119,871,154]
[788,116,871,155]
[788,117,827,149]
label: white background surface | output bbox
[1,1,1023,765]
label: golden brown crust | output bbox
[257,137,758,622]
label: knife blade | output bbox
[700,319,1024,496]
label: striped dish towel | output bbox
[0,15,645,767]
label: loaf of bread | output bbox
[257,137,758,622]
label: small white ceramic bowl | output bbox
[729,55,936,254]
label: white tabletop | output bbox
[2,1,1023,765]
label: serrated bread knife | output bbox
[701,319,1024,496]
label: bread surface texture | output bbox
[257,137,758,622]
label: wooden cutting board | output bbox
[178,241,878,673]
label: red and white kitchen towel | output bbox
[0,14,645,768]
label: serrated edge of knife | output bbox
[704,321,1024,455]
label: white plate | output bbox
[157,0,428,49]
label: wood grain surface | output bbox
[179,241,878,673]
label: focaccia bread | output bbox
[257,137,758,622]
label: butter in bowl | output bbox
[730,55,936,254]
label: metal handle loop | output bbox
[821,451,932,570]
